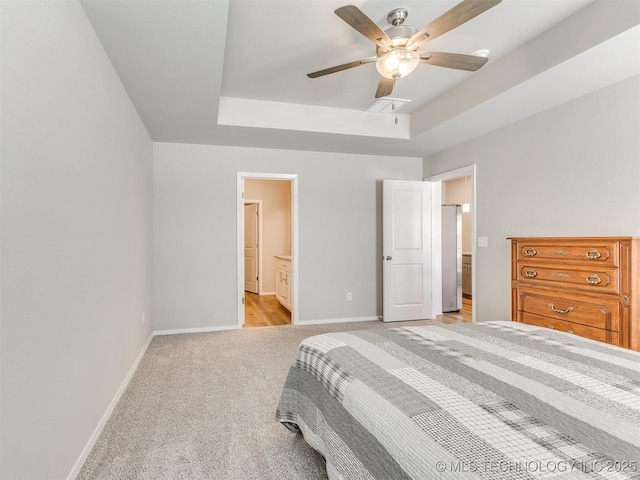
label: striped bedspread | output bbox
[275,321,640,479]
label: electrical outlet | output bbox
[347,292,352,301]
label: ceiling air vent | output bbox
[365,97,411,113]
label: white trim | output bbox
[427,165,474,183]
[66,334,153,480]
[430,181,443,318]
[153,325,241,336]
[237,172,298,327]
[426,164,477,323]
[260,291,276,296]
[297,316,379,325]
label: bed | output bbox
[275,321,640,479]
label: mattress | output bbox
[275,321,640,479]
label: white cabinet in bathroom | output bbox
[275,255,292,311]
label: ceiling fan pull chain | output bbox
[391,100,399,124]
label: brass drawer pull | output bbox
[525,247,537,257]
[586,249,601,260]
[549,303,574,315]
[567,329,574,334]
[548,325,554,330]
[586,274,602,285]
[524,269,537,278]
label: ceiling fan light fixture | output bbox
[472,49,490,58]
[376,48,420,79]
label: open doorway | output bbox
[237,173,298,327]
[427,165,476,323]
[441,177,472,322]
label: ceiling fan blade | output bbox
[307,57,376,78]
[375,77,395,98]
[419,52,488,71]
[408,0,502,49]
[335,5,392,50]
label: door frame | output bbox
[426,165,476,322]
[243,199,262,294]
[237,172,298,327]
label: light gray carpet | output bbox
[78,319,442,479]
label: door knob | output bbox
[385,256,392,261]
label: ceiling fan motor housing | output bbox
[377,25,419,57]
[382,8,419,49]
[386,25,419,47]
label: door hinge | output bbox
[256,276,259,281]
[242,297,245,305]
[242,191,245,198]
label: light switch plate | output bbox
[478,237,489,248]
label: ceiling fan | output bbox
[307,0,502,99]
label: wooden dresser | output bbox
[509,237,639,351]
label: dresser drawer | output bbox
[516,264,619,294]
[517,313,621,346]
[516,240,618,266]
[276,259,291,272]
[517,289,620,331]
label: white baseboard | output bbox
[296,316,380,325]
[259,291,276,296]
[67,334,153,480]
[153,324,241,336]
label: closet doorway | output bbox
[237,173,298,327]
[440,176,473,322]
[427,165,476,323]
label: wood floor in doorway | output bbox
[244,292,291,327]
[438,298,472,323]
[244,294,471,328]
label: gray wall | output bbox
[153,143,423,330]
[1,2,153,478]
[424,75,640,322]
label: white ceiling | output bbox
[80,0,640,158]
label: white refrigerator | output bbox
[441,205,462,312]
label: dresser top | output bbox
[508,236,636,241]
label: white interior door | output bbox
[244,203,259,293]
[383,179,433,322]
